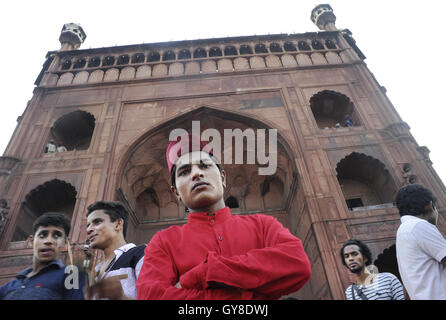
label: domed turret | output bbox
[311,4,337,31]
[59,23,86,51]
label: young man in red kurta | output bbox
[136,135,311,299]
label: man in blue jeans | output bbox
[0,212,84,299]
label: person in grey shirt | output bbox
[340,239,405,300]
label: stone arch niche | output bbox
[336,152,397,211]
[12,179,77,241]
[49,110,95,151]
[116,107,298,245]
[310,90,360,129]
[373,244,402,281]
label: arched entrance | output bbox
[336,152,397,211]
[12,179,77,241]
[115,107,300,246]
[49,110,95,151]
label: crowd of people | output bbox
[1,135,445,300]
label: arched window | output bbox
[162,50,176,61]
[209,47,222,57]
[255,43,268,54]
[137,188,160,221]
[49,110,95,151]
[336,152,397,210]
[224,46,238,56]
[147,51,160,62]
[131,53,145,64]
[61,59,72,70]
[117,55,130,65]
[325,39,337,49]
[374,245,402,281]
[102,56,115,66]
[193,48,206,59]
[269,43,283,53]
[311,40,324,50]
[261,177,285,209]
[284,42,297,52]
[178,49,191,60]
[88,56,101,68]
[225,196,239,209]
[135,182,182,224]
[73,58,86,69]
[309,90,359,129]
[239,45,253,55]
[298,41,311,51]
[12,179,77,241]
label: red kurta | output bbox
[136,206,311,300]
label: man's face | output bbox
[31,226,66,265]
[172,151,226,210]
[86,210,122,249]
[343,245,366,274]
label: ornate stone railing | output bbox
[39,34,351,87]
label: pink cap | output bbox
[166,134,212,175]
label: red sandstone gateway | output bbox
[0,4,444,300]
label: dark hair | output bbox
[340,239,372,267]
[32,212,71,237]
[395,184,437,217]
[86,201,129,238]
[170,151,222,188]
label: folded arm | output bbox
[136,234,254,300]
[180,215,311,299]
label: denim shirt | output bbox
[0,260,84,300]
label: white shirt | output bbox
[396,215,446,300]
[94,243,145,299]
[46,143,56,153]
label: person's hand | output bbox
[70,244,89,270]
[179,261,207,289]
[85,275,131,300]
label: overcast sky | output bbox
[1,1,445,184]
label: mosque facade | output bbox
[0,5,444,299]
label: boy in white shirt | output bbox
[85,201,145,299]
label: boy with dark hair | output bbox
[136,134,312,300]
[395,184,446,300]
[86,200,145,300]
[0,212,84,300]
[340,239,404,300]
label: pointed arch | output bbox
[50,110,95,151]
[336,152,397,210]
[12,179,77,241]
[114,106,299,243]
[309,90,359,129]
[374,244,402,282]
